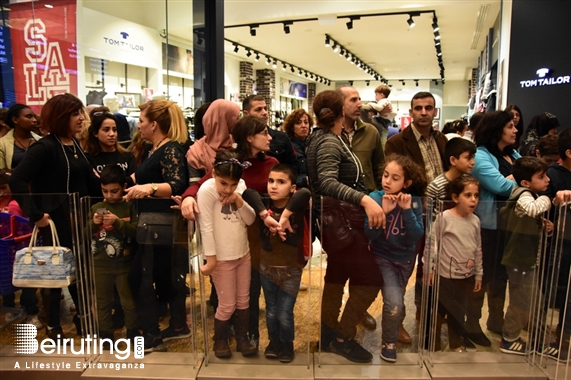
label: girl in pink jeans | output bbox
[197,150,258,358]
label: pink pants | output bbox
[210,253,251,321]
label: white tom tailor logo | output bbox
[13,324,144,360]
[520,67,570,88]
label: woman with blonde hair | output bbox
[124,100,190,352]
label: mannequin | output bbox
[103,94,119,113]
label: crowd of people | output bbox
[0,89,570,365]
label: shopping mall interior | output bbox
[0,0,570,379]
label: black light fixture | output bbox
[282,63,286,71]
[407,14,415,28]
[346,16,360,30]
[272,59,277,68]
[298,69,302,76]
[249,25,258,36]
[349,80,354,86]
[434,30,441,40]
[266,56,271,65]
[401,80,406,86]
[325,35,331,47]
[233,43,239,53]
[415,79,419,87]
[290,65,295,73]
[333,43,339,53]
[254,52,260,61]
[339,49,345,57]
[283,21,293,34]
[246,49,252,57]
[432,16,439,32]
[366,80,370,86]
[345,52,351,60]
[434,39,441,46]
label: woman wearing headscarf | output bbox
[186,99,240,183]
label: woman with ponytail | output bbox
[124,100,189,352]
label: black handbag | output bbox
[136,212,175,245]
[320,196,365,253]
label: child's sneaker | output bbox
[499,337,527,355]
[160,325,191,342]
[537,344,568,363]
[380,343,397,363]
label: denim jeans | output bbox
[375,255,415,344]
[260,264,301,342]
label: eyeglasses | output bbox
[257,129,269,136]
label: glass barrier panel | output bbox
[0,193,89,369]
[198,192,314,368]
[316,195,424,368]
[538,202,571,379]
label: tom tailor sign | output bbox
[520,68,570,88]
[12,324,145,370]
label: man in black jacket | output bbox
[242,95,300,173]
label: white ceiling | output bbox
[223,0,502,82]
[81,0,502,83]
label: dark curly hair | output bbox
[382,154,428,196]
[283,109,314,140]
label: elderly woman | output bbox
[305,90,384,363]
[471,110,520,334]
[282,109,313,188]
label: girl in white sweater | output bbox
[197,150,257,358]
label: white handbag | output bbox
[12,220,75,288]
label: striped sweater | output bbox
[306,128,367,212]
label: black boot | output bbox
[73,314,82,336]
[100,330,114,351]
[234,309,257,356]
[213,319,232,358]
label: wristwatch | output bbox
[150,183,158,196]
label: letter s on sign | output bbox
[24,20,47,63]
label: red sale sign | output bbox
[10,0,77,110]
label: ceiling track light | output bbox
[349,80,354,86]
[339,49,345,57]
[434,39,441,46]
[407,15,415,28]
[432,16,439,32]
[226,39,331,85]
[325,35,331,47]
[249,24,258,37]
[283,22,292,34]
[333,44,340,53]
[366,80,370,86]
[346,16,360,30]
[434,31,441,40]
[415,79,419,87]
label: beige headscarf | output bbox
[186,99,240,171]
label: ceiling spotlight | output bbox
[282,63,286,71]
[319,78,323,83]
[432,17,440,32]
[266,56,271,65]
[401,80,406,86]
[434,39,441,46]
[283,22,292,34]
[272,59,277,68]
[407,15,415,28]
[290,65,295,73]
[437,51,442,57]
[434,31,441,40]
[346,16,359,30]
[255,53,260,61]
[339,49,345,57]
[249,25,258,37]
[233,44,239,53]
[349,80,354,86]
[298,69,302,76]
[333,44,339,53]
[305,72,308,78]
[415,80,419,87]
[246,49,252,57]
[325,35,331,47]
[345,52,351,60]
[366,80,370,86]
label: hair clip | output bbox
[319,107,331,116]
[215,158,252,169]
